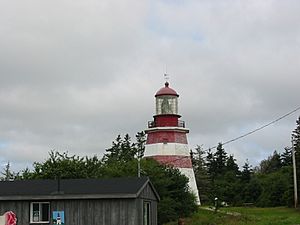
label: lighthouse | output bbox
[144,81,200,204]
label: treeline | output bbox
[0,133,197,225]
[1,116,300,220]
[193,116,300,207]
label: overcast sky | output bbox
[1,0,300,172]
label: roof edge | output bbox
[0,193,138,201]
[136,177,160,202]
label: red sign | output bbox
[4,211,17,225]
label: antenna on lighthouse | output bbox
[164,65,170,84]
[164,73,170,80]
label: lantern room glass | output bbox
[156,95,178,115]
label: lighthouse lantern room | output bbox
[144,81,201,205]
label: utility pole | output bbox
[137,147,142,178]
[138,156,141,178]
[292,137,298,208]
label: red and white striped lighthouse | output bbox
[144,81,200,204]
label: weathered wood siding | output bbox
[0,199,140,225]
[138,183,159,225]
[136,198,158,225]
[0,200,30,225]
[51,199,139,225]
[0,183,159,225]
[140,183,158,201]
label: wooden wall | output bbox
[0,199,139,225]
[0,183,158,225]
[52,199,139,225]
[0,201,30,225]
[139,183,158,225]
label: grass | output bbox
[164,207,300,225]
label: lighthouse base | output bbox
[144,143,201,205]
[178,167,201,205]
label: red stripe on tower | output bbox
[151,155,193,168]
[146,131,188,144]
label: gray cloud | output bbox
[0,0,300,172]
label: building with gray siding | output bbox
[0,177,159,225]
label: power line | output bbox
[145,105,300,166]
[204,105,300,152]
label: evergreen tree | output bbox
[104,134,137,163]
[104,135,122,162]
[226,155,239,174]
[191,145,206,172]
[120,134,136,162]
[135,131,146,159]
[1,162,15,181]
[191,145,211,203]
[252,151,293,207]
[214,143,228,176]
[240,159,255,204]
[242,176,262,204]
[281,147,292,167]
[241,159,252,183]
[256,166,292,207]
[206,148,216,180]
[204,145,242,205]
[214,154,241,205]
[257,151,282,174]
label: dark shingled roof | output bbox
[0,177,160,201]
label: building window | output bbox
[143,201,151,225]
[30,202,50,223]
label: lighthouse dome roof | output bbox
[155,82,179,97]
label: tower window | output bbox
[156,96,178,115]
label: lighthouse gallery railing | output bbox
[148,120,185,128]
